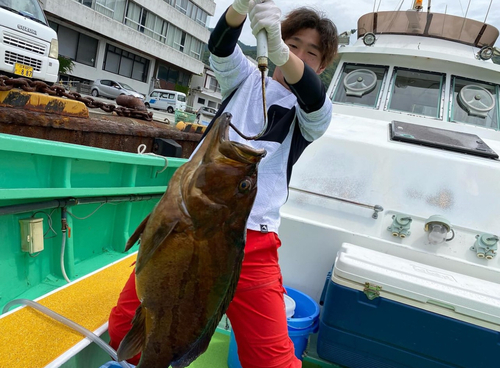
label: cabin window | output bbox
[388,68,444,118]
[450,77,498,131]
[333,64,387,108]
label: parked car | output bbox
[196,106,217,125]
[197,106,217,118]
[145,89,187,113]
[90,79,144,100]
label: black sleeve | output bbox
[208,8,245,57]
[286,63,326,113]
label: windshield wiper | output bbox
[19,10,47,25]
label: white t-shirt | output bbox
[207,46,332,234]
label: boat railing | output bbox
[357,11,499,47]
[290,187,384,219]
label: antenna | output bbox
[457,0,464,16]
[373,0,376,12]
[484,0,493,23]
[463,0,471,19]
[459,0,472,40]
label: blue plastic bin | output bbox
[227,286,319,368]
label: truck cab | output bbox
[0,0,59,83]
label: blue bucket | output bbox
[227,286,319,368]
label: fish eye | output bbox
[238,179,252,193]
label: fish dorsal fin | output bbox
[135,220,178,275]
[124,214,150,252]
[117,304,146,362]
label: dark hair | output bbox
[281,7,338,68]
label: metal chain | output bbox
[0,75,153,121]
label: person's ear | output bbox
[316,64,326,75]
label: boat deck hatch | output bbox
[390,121,499,159]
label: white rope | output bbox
[137,144,169,175]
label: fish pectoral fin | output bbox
[117,304,146,361]
[124,214,151,251]
[135,219,179,275]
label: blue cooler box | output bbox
[317,243,500,368]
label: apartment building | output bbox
[41,0,215,96]
[188,65,221,112]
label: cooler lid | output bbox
[333,243,500,326]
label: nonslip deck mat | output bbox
[0,254,137,368]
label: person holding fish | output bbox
[107,1,338,368]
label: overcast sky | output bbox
[208,0,500,47]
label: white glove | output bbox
[232,0,251,15]
[249,0,289,66]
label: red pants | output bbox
[108,230,300,368]
[227,230,301,368]
[108,266,141,365]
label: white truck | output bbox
[0,0,59,83]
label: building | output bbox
[187,55,258,113]
[41,0,215,96]
[188,65,221,112]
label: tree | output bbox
[58,56,75,75]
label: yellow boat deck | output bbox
[0,253,329,368]
[0,254,137,368]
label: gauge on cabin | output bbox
[343,69,377,97]
[458,85,495,118]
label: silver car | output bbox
[90,79,144,100]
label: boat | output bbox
[1,0,499,367]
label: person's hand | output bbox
[249,0,289,66]
[231,0,251,15]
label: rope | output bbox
[137,144,169,174]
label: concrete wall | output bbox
[45,0,207,74]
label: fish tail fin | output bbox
[117,304,146,361]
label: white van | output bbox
[0,0,59,83]
[145,89,187,113]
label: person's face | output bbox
[285,28,325,74]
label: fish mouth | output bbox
[218,113,267,163]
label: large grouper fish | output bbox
[117,112,267,367]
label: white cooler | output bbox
[317,243,500,368]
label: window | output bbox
[198,97,206,104]
[175,0,188,14]
[190,38,202,60]
[150,91,160,97]
[388,68,445,118]
[96,0,116,17]
[157,65,189,87]
[209,77,220,92]
[333,64,387,108]
[123,1,204,59]
[450,77,498,130]
[125,2,141,28]
[103,44,150,82]
[55,24,98,67]
[73,0,93,7]
[76,34,98,66]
